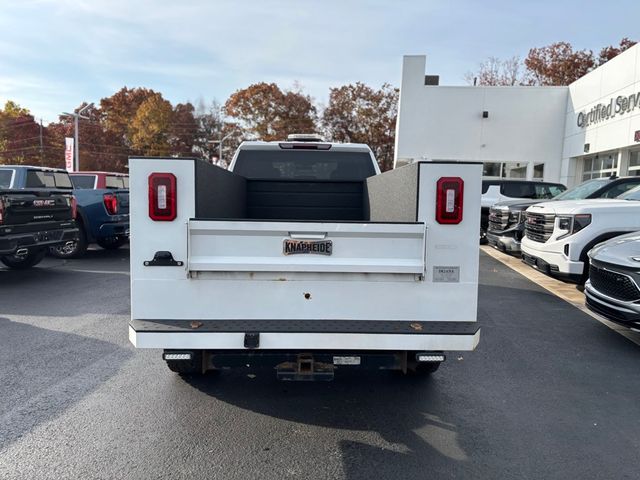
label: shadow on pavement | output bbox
[0,317,132,450]
[185,368,472,479]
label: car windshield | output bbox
[618,185,640,201]
[0,168,14,188]
[553,178,610,200]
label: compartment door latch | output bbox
[144,251,184,267]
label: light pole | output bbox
[61,103,93,171]
[208,128,241,165]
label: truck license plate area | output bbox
[283,239,333,256]
[333,356,361,365]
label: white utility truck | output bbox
[129,136,482,380]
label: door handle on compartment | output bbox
[288,232,327,240]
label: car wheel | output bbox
[49,225,88,259]
[96,236,127,250]
[480,228,488,245]
[1,247,47,269]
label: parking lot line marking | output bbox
[480,246,640,347]
[58,267,130,276]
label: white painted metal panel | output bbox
[188,220,426,274]
[129,158,482,352]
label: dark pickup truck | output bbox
[48,171,129,258]
[0,166,79,269]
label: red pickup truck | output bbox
[69,171,128,190]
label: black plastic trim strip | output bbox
[130,319,479,335]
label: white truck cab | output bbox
[521,189,640,282]
[128,138,482,380]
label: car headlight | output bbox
[557,214,591,239]
[508,211,521,224]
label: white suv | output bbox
[521,185,640,283]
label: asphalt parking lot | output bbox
[1,249,639,480]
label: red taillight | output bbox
[436,177,464,224]
[71,195,77,219]
[148,173,177,221]
[103,193,118,215]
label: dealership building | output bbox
[394,44,640,187]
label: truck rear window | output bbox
[26,170,73,189]
[106,176,127,188]
[71,174,97,189]
[233,150,376,181]
[0,169,14,188]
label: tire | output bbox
[49,224,88,259]
[480,228,488,245]
[165,350,204,376]
[404,361,441,376]
[97,236,127,250]
[1,247,47,269]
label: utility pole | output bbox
[209,129,240,165]
[39,118,44,165]
[61,103,93,171]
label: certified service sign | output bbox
[433,266,460,282]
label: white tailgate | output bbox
[188,220,426,274]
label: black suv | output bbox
[487,176,640,254]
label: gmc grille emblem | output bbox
[33,199,56,207]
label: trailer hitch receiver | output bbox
[276,353,334,381]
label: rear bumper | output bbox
[129,319,481,351]
[98,220,129,238]
[0,224,79,255]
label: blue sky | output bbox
[1,0,638,123]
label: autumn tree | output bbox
[44,102,130,171]
[224,82,317,141]
[598,37,637,65]
[100,87,158,147]
[129,93,174,156]
[170,102,198,156]
[0,101,42,165]
[464,56,528,86]
[322,82,398,171]
[524,42,595,85]
[193,99,242,166]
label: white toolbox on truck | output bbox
[129,139,481,379]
